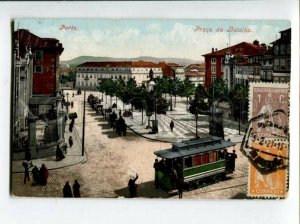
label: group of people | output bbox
[62,180,81,198]
[153,158,184,199]
[23,162,49,186]
[107,111,127,136]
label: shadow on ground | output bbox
[230,192,248,199]
[115,180,170,199]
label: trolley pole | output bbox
[82,89,86,156]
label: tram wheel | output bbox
[213,174,221,183]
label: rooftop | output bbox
[77,61,162,68]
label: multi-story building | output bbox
[185,63,205,86]
[14,29,64,115]
[12,29,65,159]
[204,41,267,89]
[260,47,274,82]
[76,61,163,89]
[271,28,291,82]
[12,41,34,149]
[159,62,186,81]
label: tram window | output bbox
[209,151,217,162]
[193,155,201,166]
[201,153,209,165]
[184,157,193,168]
[218,149,226,159]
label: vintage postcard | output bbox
[11,18,291,199]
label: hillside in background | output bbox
[61,56,202,67]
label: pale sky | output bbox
[15,19,290,61]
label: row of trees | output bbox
[97,77,197,114]
[189,79,248,118]
[189,78,249,137]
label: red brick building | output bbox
[14,29,64,96]
[202,41,265,88]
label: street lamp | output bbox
[147,79,158,134]
[82,76,89,156]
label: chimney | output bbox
[253,40,259,46]
[212,48,214,53]
[215,48,218,51]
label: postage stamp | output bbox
[243,82,289,198]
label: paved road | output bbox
[11,90,248,199]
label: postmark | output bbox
[242,82,289,198]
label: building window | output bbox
[35,50,43,61]
[287,59,291,70]
[274,45,279,55]
[286,43,291,55]
[34,65,43,73]
[211,65,216,74]
[280,44,286,55]
[274,59,279,70]
[280,59,286,70]
[211,58,216,64]
[211,75,216,83]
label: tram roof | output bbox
[154,136,236,159]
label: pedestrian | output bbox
[153,159,159,189]
[56,145,65,161]
[177,177,184,199]
[31,165,39,186]
[73,180,81,198]
[39,164,49,186]
[69,119,74,132]
[72,93,74,97]
[230,150,237,171]
[69,136,73,148]
[71,101,74,108]
[22,161,30,184]
[170,120,174,132]
[128,173,138,198]
[63,181,73,198]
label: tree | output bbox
[180,79,196,110]
[189,84,209,138]
[208,78,229,103]
[229,84,248,122]
[171,77,182,108]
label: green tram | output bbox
[153,136,236,190]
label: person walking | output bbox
[31,166,39,186]
[63,181,73,198]
[177,177,184,199]
[73,180,81,198]
[170,120,174,132]
[69,136,73,148]
[22,161,30,184]
[153,159,159,189]
[128,173,138,198]
[69,119,74,132]
[39,164,49,186]
[230,150,237,172]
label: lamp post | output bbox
[82,77,89,156]
[148,79,158,134]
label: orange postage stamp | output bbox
[242,82,289,198]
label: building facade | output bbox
[185,63,205,86]
[75,61,163,89]
[204,41,267,89]
[12,29,65,159]
[271,28,291,83]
